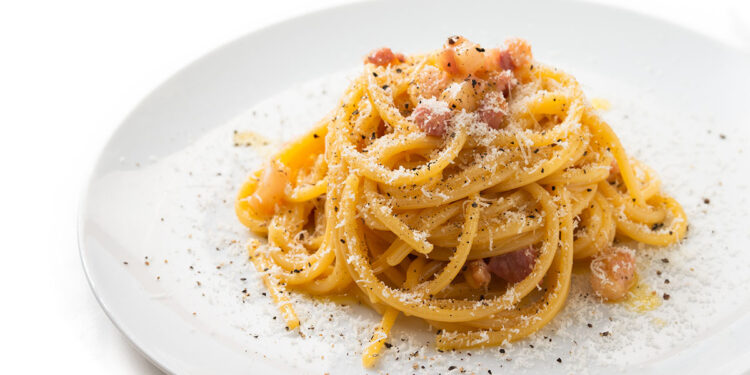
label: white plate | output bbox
[79,1,750,374]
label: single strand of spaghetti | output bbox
[360,205,389,231]
[362,307,399,368]
[287,177,328,202]
[432,283,508,301]
[525,91,573,117]
[418,260,445,284]
[538,163,610,186]
[247,240,300,330]
[404,257,428,289]
[603,196,617,246]
[623,198,667,224]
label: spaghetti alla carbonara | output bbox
[235,36,687,367]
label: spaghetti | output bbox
[235,37,687,367]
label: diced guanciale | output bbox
[590,247,637,301]
[477,91,509,129]
[247,161,288,216]
[487,246,537,283]
[412,99,452,136]
[465,259,492,289]
[366,47,403,66]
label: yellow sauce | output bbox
[591,97,611,111]
[572,259,592,275]
[233,131,276,156]
[652,317,667,328]
[625,282,662,313]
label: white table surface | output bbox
[0,0,747,373]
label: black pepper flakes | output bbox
[557,358,562,363]
[663,293,671,300]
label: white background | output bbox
[0,0,747,373]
